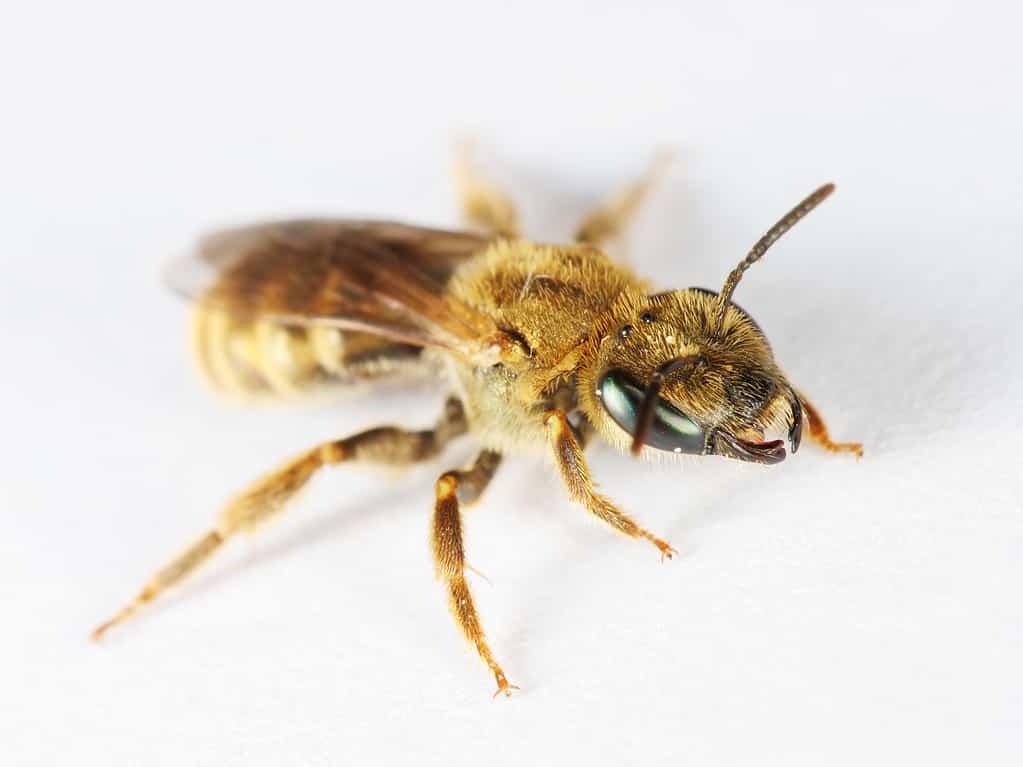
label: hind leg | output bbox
[93,398,468,639]
[452,141,520,237]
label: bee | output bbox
[93,150,862,697]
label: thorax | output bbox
[441,240,642,454]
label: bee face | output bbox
[582,288,802,463]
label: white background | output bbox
[2,1,1021,764]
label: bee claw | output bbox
[649,537,678,561]
[492,678,520,699]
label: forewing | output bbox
[167,220,500,361]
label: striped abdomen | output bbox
[191,307,425,397]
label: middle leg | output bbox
[574,150,674,249]
[430,449,518,697]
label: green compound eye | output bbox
[598,369,705,454]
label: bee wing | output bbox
[166,219,503,363]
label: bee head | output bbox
[578,183,834,464]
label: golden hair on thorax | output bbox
[94,150,862,697]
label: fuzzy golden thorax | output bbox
[576,287,802,464]
[94,157,860,699]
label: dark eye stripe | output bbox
[598,370,704,454]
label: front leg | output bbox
[798,392,864,458]
[543,410,676,560]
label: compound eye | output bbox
[598,370,704,454]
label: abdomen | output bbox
[191,307,427,397]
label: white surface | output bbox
[2,1,1021,765]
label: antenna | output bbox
[714,183,835,333]
[630,355,701,456]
